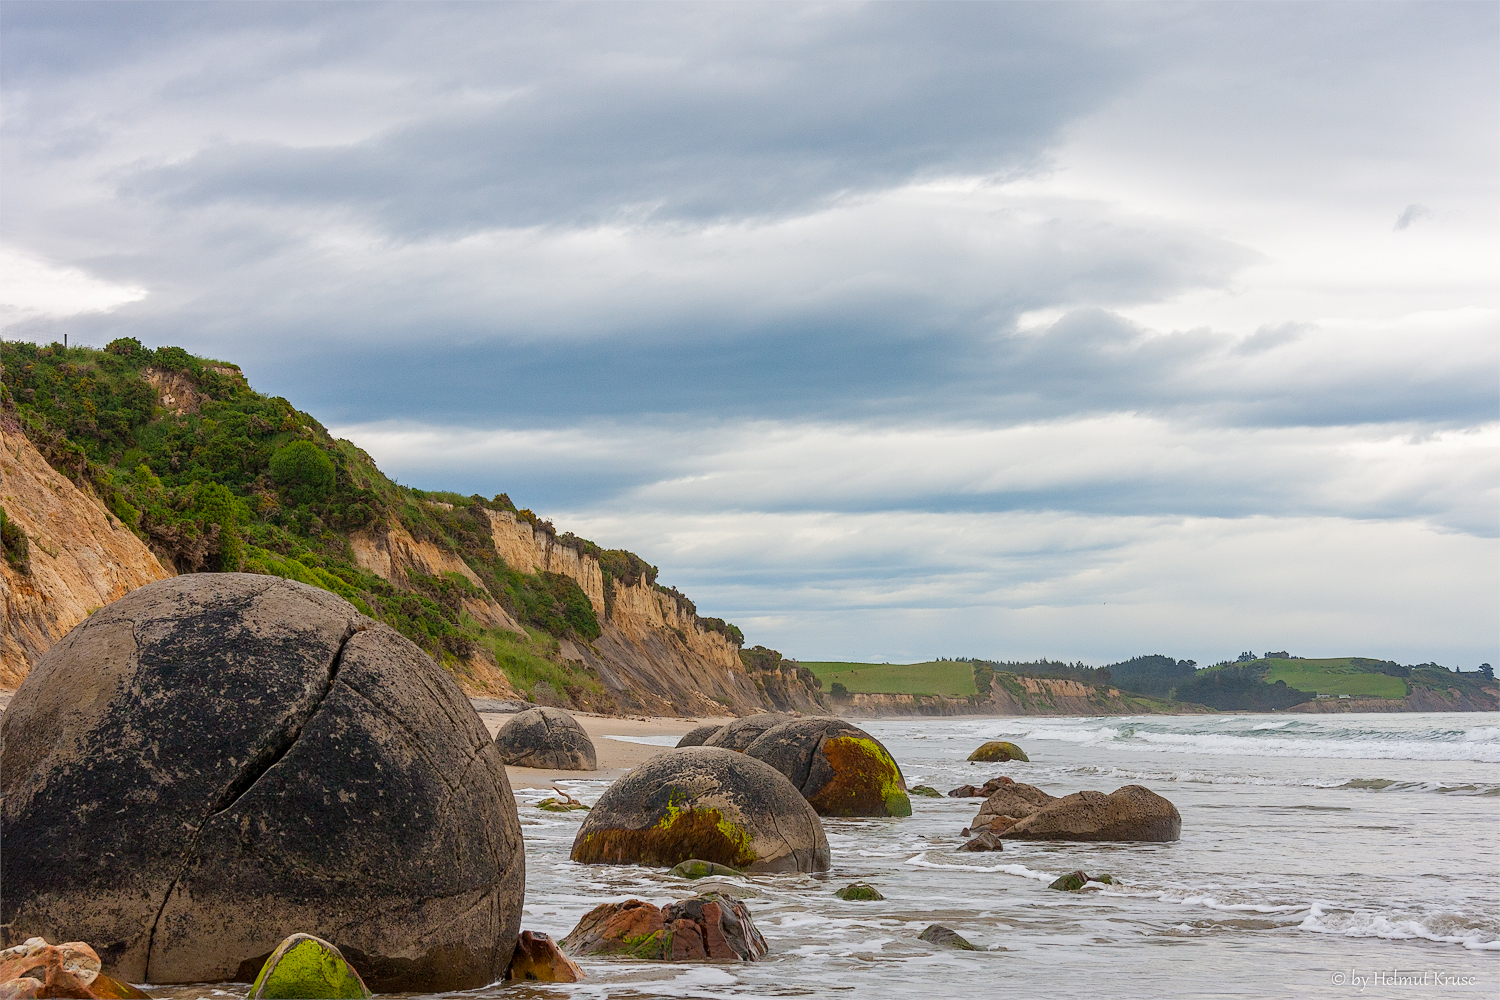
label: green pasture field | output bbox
[801,660,978,697]
[1263,658,1407,699]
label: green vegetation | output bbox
[800,660,978,697]
[1263,658,1407,699]
[0,337,740,705]
[1,505,30,573]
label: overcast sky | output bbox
[3,1,1496,667]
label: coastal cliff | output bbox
[835,676,1201,717]
[0,427,171,686]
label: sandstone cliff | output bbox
[0,428,171,686]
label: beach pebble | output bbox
[560,893,768,961]
[571,746,830,872]
[705,713,790,751]
[507,931,583,982]
[494,706,597,770]
[0,575,524,992]
[918,925,978,950]
[744,718,912,817]
[247,934,369,999]
[967,740,1030,762]
[676,723,726,747]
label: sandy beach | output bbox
[479,709,708,788]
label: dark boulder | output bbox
[676,723,725,748]
[967,741,1029,762]
[959,831,1004,852]
[909,785,943,798]
[1000,784,1181,842]
[494,707,597,770]
[704,713,790,751]
[834,883,884,901]
[559,894,767,961]
[0,575,524,991]
[570,747,829,872]
[744,718,911,817]
[506,931,582,982]
[918,925,977,950]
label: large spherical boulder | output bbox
[744,718,911,817]
[704,713,789,751]
[493,706,597,770]
[0,574,524,991]
[570,747,829,873]
[968,740,1029,762]
[675,723,724,748]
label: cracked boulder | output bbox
[0,574,524,992]
[493,707,597,770]
[744,718,911,817]
[703,713,789,751]
[570,747,829,873]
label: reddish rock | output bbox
[0,978,41,999]
[560,893,767,962]
[506,931,582,983]
[947,776,1015,798]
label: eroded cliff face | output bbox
[481,509,606,615]
[834,677,1204,717]
[349,520,527,636]
[1,428,171,687]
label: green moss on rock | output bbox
[967,741,1030,763]
[247,935,371,999]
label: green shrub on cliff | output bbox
[270,440,336,505]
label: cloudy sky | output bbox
[3,1,1496,667]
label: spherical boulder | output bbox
[744,718,912,817]
[0,574,524,991]
[494,706,597,770]
[676,723,724,748]
[704,713,789,751]
[968,740,1030,762]
[570,747,829,873]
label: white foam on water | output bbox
[1298,903,1500,951]
[1156,893,1309,915]
[1462,726,1500,742]
[903,852,1054,881]
[1252,720,1294,730]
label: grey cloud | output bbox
[1395,204,1432,230]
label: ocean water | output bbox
[170,713,1498,999]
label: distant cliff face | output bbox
[1,428,171,686]
[834,676,1204,717]
[482,510,606,615]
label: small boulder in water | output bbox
[948,776,1015,798]
[560,893,768,961]
[669,859,743,879]
[967,741,1029,763]
[909,785,943,798]
[247,934,370,999]
[834,882,884,901]
[1000,784,1181,842]
[745,718,912,817]
[677,723,725,747]
[494,706,597,770]
[705,713,790,751]
[959,831,1004,852]
[507,931,583,982]
[918,925,977,950]
[571,747,830,872]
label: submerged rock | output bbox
[918,925,977,950]
[560,893,768,961]
[909,785,943,798]
[1048,871,1090,892]
[948,776,1015,798]
[705,713,790,751]
[967,741,1030,763]
[0,575,524,991]
[959,831,1004,852]
[676,723,726,747]
[744,718,912,817]
[247,934,370,999]
[834,882,885,901]
[571,747,829,872]
[494,706,597,770]
[669,859,743,879]
[507,931,583,982]
[1000,784,1181,842]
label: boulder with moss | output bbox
[559,893,767,961]
[247,935,370,999]
[967,741,1030,763]
[570,747,829,872]
[744,718,911,817]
